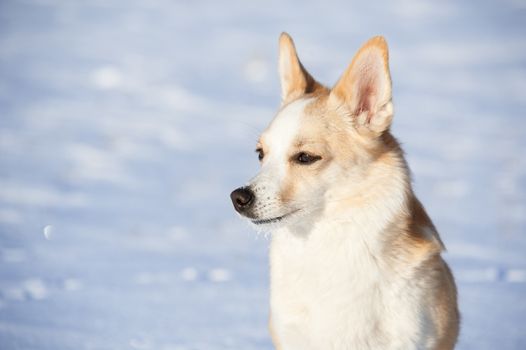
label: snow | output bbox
[0,0,525,349]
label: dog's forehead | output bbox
[261,98,313,151]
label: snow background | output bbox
[0,0,525,349]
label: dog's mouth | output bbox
[251,209,299,225]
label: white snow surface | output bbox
[0,0,525,349]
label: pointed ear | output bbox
[278,32,323,103]
[329,36,393,135]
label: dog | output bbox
[230,33,459,350]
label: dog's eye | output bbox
[256,148,264,161]
[295,152,321,165]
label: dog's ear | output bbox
[329,36,393,135]
[278,32,323,104]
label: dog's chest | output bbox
[269,226,427,349]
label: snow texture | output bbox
[0,0,525,349]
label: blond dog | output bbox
[231,33,459,350]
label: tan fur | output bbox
[278,33,326,104]
[381,194,460,348]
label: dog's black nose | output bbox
[230,187,255,213]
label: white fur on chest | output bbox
[269,220,434,350]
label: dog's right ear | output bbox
[278,32,323,104]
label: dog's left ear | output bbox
[329,36,393,135]
[278,32,324,104]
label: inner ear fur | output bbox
[278,32,325,104]
[329,36,393,135]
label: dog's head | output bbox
[231,33,405,230]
